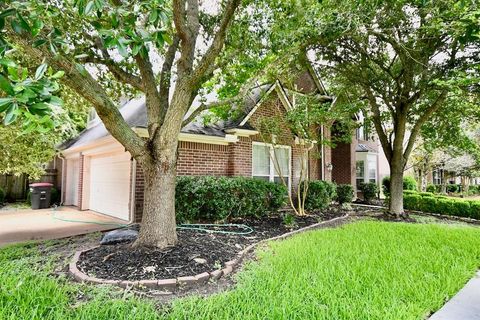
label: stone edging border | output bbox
[351,203,480,225]
[69,214,350,291]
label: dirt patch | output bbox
[77,210,345,281]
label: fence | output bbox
[0,169,58,202]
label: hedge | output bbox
[301,180,336,211]
[0,187,4,204]
[175,176,287,223]
[403,191,480,220]
[336,184,354,204]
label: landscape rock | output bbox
[193,258,207,264]
[100,229,138,245]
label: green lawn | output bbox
[1,221,480,320]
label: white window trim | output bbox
[367,154,378,183]
[252,141,292,192]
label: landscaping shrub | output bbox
[359,182,378,203]
[453,200,471,218]
[302,180,336,211]
[336,184,354,204]
[382,175,418,196]
[419,196,438,214]
[468,185,480,195]
[403,176,417,191]
[418,192,434,197]
[426,184,436,193]
[404,194,421,211]
[446,184,459,193]
[403,190,418,195]
[175,176,287,223]
[408,193,479,219]
[0,187,4,204]
[436,198,454,215]
[468,201,480,219]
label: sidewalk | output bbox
[430,271,480,320]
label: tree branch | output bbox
[158,36,180,125]
[8,31,147,159]
[365,86,393,161]
[135,53,162,137]
[88,36,145,91]
[403,91,447,162]
[190,0,242,85]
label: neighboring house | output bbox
[330,112,387,196]
[59,69,342,222]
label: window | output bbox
[253,143,291,187]
[252,144,270,181]
[356,160,364,190]
[367,155,377,183]
[433,169,442,185]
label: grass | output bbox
[1,221,480,319]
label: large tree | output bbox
[266,0,480,216]
[0,0,245,248]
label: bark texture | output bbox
[134,162,178,248]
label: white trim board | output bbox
[239,81,293,127]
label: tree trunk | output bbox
[389,158,405,217]
[133,160,178,248]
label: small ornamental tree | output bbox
[0,0,247,248]
[256,90,353,215]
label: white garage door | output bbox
[89,152,131,220]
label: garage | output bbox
[65,158,80,206]
[88,152,131,221]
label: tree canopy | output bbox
[261,0,480,214]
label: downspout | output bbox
[321,125,325,181]
[58,153,66,205]
[128,158,137,225]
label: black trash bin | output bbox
[30,183,53,209]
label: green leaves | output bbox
[4,103,18,125]
[34,63,47,80]
[0,74,14,95]
[0,58,64,132]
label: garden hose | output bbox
[50,206,254,235]
[51,206,129,227]
[177,223,254,235]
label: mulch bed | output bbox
[77,209,346,281]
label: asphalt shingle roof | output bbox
[61,83,273,150]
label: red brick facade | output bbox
[177,141,230,176]
[133,92,328,222]
[332,141,356,186]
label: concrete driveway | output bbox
[0,206,128,247]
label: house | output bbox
[330,112,386,195]
[59,68,383,222]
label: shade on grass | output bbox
[1,221,480,320]
[166,221,480,320]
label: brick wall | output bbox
[134,93,328,222]
[227,136,252,176]
[331,141,356,186]
[134,164,144,222]
[177,141,230,176]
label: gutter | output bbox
[128,158,137,225]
